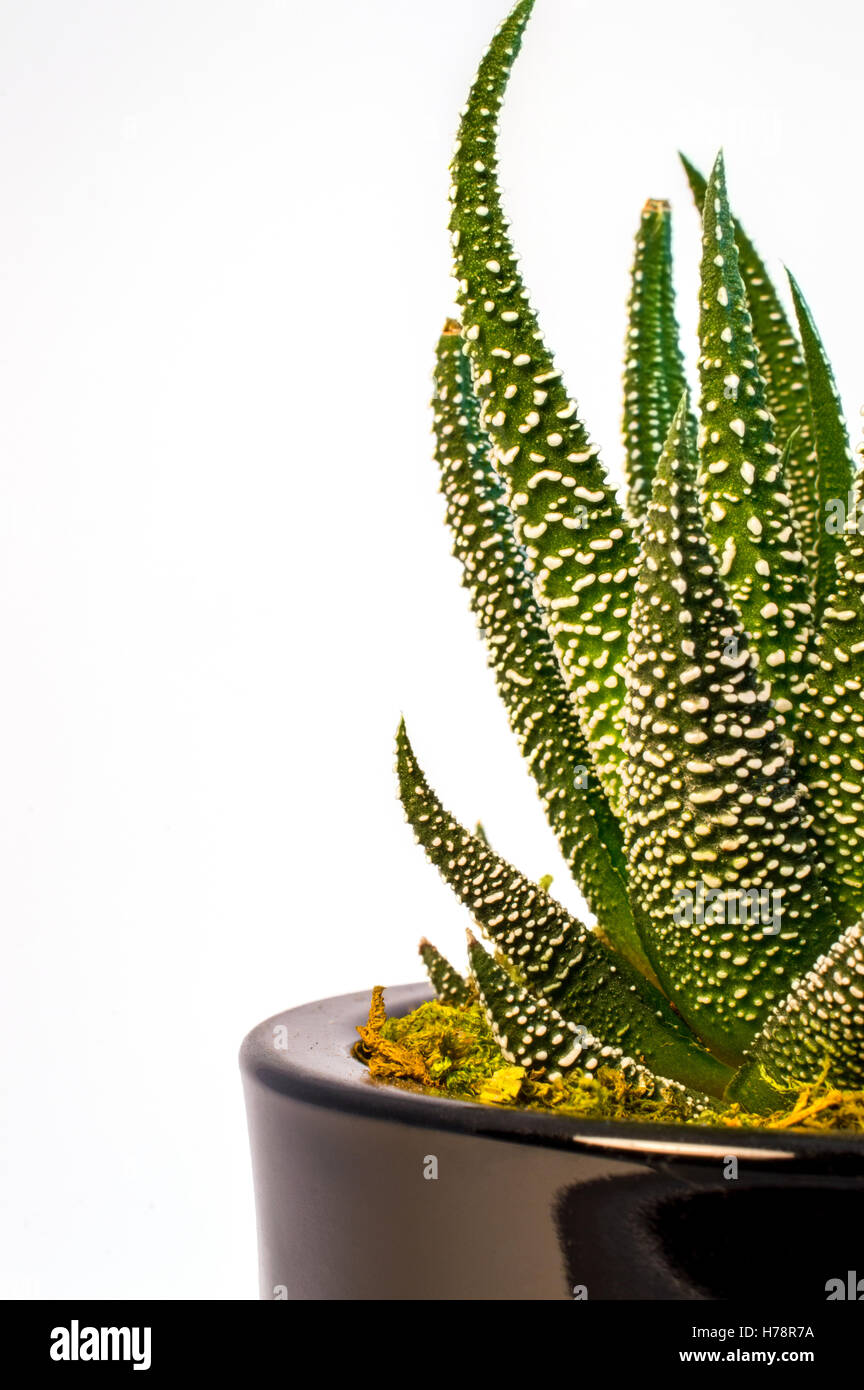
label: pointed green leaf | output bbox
[625,396,836,1063]
[467,934,710,1114]
[419,938,470,1004]
[681,153,818,592]
[796,473,864,925]
[728,921,864,1113]
[623,199,690,522]
[433,323,650,970]
[449,0,637,812]
[397,718,733,1096]
[787,269,857,617]
[695,153,812,718]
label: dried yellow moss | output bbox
[354,985,431,1086]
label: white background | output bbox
[0,0,861,1298]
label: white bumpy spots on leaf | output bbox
[419,938,470,1004]
[448,0,637,816]
[393,1,864,1121]
[680,154,818,600]
[624,398,835,1064]
[433,323,649,970]
[797,472,864,927]
[397,719,733,1097]
[729,921,864,1110]
[467,934,709,1115]
[786,270,857,619]
[623,200,690,524]
[696,154,812,722]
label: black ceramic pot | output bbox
[240,983,864,1301]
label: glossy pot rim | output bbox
[239,981,864,1171]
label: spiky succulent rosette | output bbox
[396,0,864,1120]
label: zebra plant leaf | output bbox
[728,921,864,1112]
[625,396,835,1062]
[433,322,649,971]
[448,0,636,815]
[680,154,818,593]
[397,720,733,1097]
[786,270,857,618]
[695,153,812,722]
[419,938,470,1005]
[623,199,690,523]
[389,0,864,1125]
[467,932,711,1115]
[796,470,864,927]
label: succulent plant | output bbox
[397,0,864,1118]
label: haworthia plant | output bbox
[398,0,864,1117]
